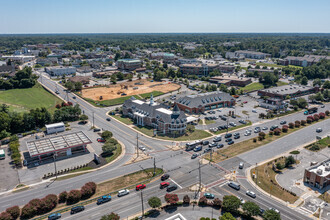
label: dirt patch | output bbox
[124,150,151,165]
[81,79,180,101]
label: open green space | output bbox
[305,136,330,152]
[276,81,289,86]
[111,115,134,125]
[139,91,164,99]
[133,125,212,141]
[257,62,285,68]
[212,121,252,135]
[0,83,62,113]
[241,82,264,92]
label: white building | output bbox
[2,55,35,63]
[45,122,65,134]
[45,66,76,76]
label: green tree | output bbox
[101,130,113,140]
[102,141,117,156]
[0,112,10,132]
[148,197,161,209]
[100,212,120,220]
[263,209,281,220]
[116,72,124,81]
[222,195,241,213]
[220,212,236,220]
[285,155,295,167]
[242,201,260,217]
[138,72,142,80]
[110,74,117,84]
[79,114,88,123]
[301,76,308,85]
[0,104,9,113]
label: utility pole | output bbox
[226,117,229,134]
[136,133,139,157]
[53,154,57,179]
[209,150,213,164]
[256,162,258,186]
[153,157,156,176]
[195,160,202,199]
[92,112,95,127]
[140,190,144,218]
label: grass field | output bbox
[111,115,134,125]
[139,91,164,99]
[257,63,286,68]
[276,81,289,86]
[0,83,62,113]
[251,157,299,203]
[305,136,330,152]
[241,82,264,92]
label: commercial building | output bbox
[259,98,286,110]
[2,55,35,63]
[0,64,15,75]
[116,58,142,70]
[279,55,330,67]
[36,58,58,66]
[122,95,196,135]
[26,131,92,162]
[68,76,90,85]
[150,52,176,63]
[175,91,235,114]
[46,122,65,134]
[209,76,252,87]
[234,50,271,59]
[45,66,76,76]
[304,159,330,189]
[257,84,318,100]
[180,63,219,75]
[218,65,235,73]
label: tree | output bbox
[102,141,117,156]
[220,212,236,220]
[183,195,190,204]
[198,196,208,206]
[59,191,68,203]
[5,206,20,220]
[285,155,295,167]
[212,198,222,207]
[100,212,120,220]
[263,209,281,220]
[0,212,12,220]
[0,104,9,113]
[148,197,161,209]
[164,194,179,204]
[116,72,124,81]
[101,130,113,140]
[79,114,88,123]
[110,74,117,84]
[66,190,81,205]
[242,201,260,217]
[222,195,241,213]
[301,76,308,85]
[138,72,142,80]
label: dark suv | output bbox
[166,185,178,192]
[161,174,170,181]
[70,206,85,214]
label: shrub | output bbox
[253,138,257,142]
[6,206,20,219]
[285,156,295,167]
[319,112,325,119]
[294,122,300,128]
[81,182,96,199]
[269,131,273,136]
[28,198,42,214]
[300,120,306,126]
[67,190,81,205]
[41,194,58,213]
[282,126,288,133]
[258,132,266,140]
[325,110,329,116]
[307,118,312,124]
[183,195,190,204]
[274,128,281,135]
[0,212,12,220]
[59,191,68,203]
[164,194,179,204]
[212,198,222,207]
[288,123,294,129]
[20,204,36,219]
[198,196,208,206]
[276,162,284,170]
[314,114,319,121]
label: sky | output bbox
[0,0,330,34]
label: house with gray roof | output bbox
[122,95,196,135]
[175,91,235,114]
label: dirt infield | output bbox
[81,79,180,101]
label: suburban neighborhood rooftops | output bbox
[26,131,92,157]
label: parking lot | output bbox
[17,122,105,185]
[0,147,20,193]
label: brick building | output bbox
[257,84,318,100]
[175,91,235,114]
[116,58,142,71]
[279,55,330,67]
[304,159,330,189]
[209,76,252,87]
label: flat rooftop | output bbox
[210,76,251,81]
[26,131,92,157]
[308,159,330,177]
[259,84,314,95]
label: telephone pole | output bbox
[140,190,144,218]
[92,112,95,127]
[209,150,213,163]
[194,160,202,199]
[136,133,139,157]
[53,154,57,179]
[153,157,156,176]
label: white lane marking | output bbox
[169,178,183,189]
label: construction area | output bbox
[81,79,180,101]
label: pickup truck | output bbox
[97,195,111,205]
[0,149,5,160]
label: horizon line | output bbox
[1,32,330,35]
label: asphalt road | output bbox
[0,72,329,220]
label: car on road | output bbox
[97,195,112,205]
[225,133,232,138]
[136,184,146,191]
[204,148,211,153]
[246,190,256,198]
[321,105,325,108]
[252,109,257,113]
[262,127,268,130]
[160,182,170,189]
[225,138,232,142]
[228,181,240,190]
[191,153,198,159]
[97,138,106,143]
[48,213,61,220]
[204,193,215,199]
[269,208,280,213]
[239,162,244,169]
[139,146,146,151]
[228,140,234,145]
[106,118,111,121]
[93,128,101,132]
[70,206,85,214]
[280,120,286,125]
[316,128,322,133]
[161,174,170,181]
[213,136,222,142]
[217,144,224,148]
[193,146,202,152]
[117,189,129,197]
[166,185,178,192]
[72,96,76,99]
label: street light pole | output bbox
[92,112,95,127]
[136,133,139,157]
[140,190,144,218]
[53,154,57,179]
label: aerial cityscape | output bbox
[0,1,329,220]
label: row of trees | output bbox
[0,67,37,90]
[0,103,81,140]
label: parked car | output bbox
[117,189,130,197]
[204,148,211,153]
[70,206,85,214]
[93,128,101,132]
[106,118,111,121]
[97,138,106,143]
[225,138,232,142]
[280,120,286,125]
[316,128,322,133]
[228,140,234,145]
[202,140,209,145]
[270,125,278,131]
[193,146,202,152]
[97,195,112,205]
[262,127,268,130]
[209,142,217,148]
[252,109,257,113]
[246,190,256,198]
[161,174,170,181]
[217,144,224,148]
[213,136,222,142]
[238,196,245,204]
[239,162,244,169]
[204,193,215,199]
[234,135,240,139]
[136,184,146,191]
[191,153,198,159]
[48,213,61,220]
[160,182,170,189]
[225,133,232,138]
[166,185,178,192]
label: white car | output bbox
[316,128,322,133]
[238,196,245,204]
[139,146,146,151]
[246,190,256,198]
[118,189,130,197]
[245,132,251,136]
[252,109,257,113]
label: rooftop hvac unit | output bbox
[325,166,330,171]
[317,169,323,175]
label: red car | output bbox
[97,138,106,143]
[136,184,146,191]
[243,101,248,104]
[160,182,170,189]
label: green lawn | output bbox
[133,126,212,141]
[241,82,264,92]
[276,81,289,86]
[257,63,285,68]
[111,115,133,125]
[139,91,164,99]
[0,83,62,113]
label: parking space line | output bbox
[169,178,183,189]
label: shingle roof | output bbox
[176,91,234,107]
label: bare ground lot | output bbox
[82,79,180,101]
